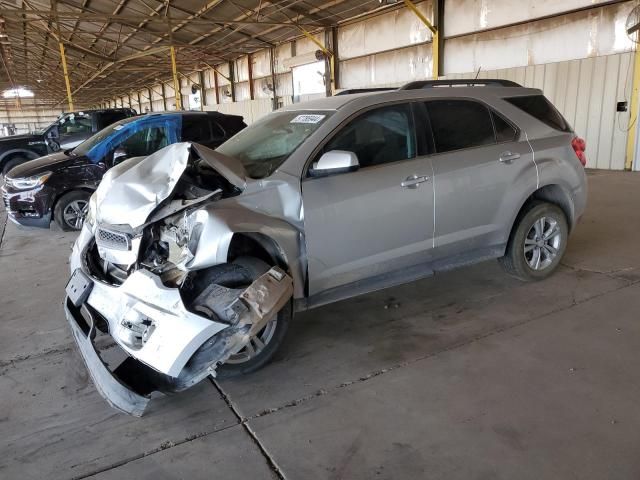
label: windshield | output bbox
[32,115,63,135]
[216,110,333,178]
[73,116,139,158]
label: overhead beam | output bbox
[0,9,325,27]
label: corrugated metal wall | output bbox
[0,107,63,136]
[443,52,634,170]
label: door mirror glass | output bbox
[309,150,359,177]
[112,146,129,165]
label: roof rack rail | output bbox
[399,79,522,90]
[334,87,397,96]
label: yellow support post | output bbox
[403,0,439,80]
[170,46,181,110]
[432,29,439,80]
[298,28,330,57]
[625,46,640,170]
[297,27,334,94]
[58,41,74,111]
[53,0,74,111]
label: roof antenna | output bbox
[474,67,482,80]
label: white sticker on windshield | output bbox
[113,125,124,130]
[290,114,325,124]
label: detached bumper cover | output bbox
[65,299,150,416]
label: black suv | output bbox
[2,111,246,230]
[0,108,136,175]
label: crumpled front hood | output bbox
[94,142,246,229]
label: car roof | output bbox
[142,111,231,117]
[61,107,135,114]
[281,86,543,112]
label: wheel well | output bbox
[1,150,36,169]
[512,184,574,236]
[51,188,94,220]
[227,233,289,271]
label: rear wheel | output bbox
[2,157,26,176]
[54,190,91,231]
[499,202,568,281]
[191,256,291,379]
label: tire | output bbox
[2,157,25,176]
[499,201,568,281]
[54,190,91,231]
[192,257,292,379]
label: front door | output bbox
[302,103,435,296]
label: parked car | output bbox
[2,111,246,231]
[0,108,136,175]
[64,80,587,415]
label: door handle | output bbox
[401,174,430,189]
[499,151,521,163]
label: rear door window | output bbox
[425,100,495,153]
[322,103,416,168]
[505,95,570,132]
[120,126,170,157]
[181,116,212,143]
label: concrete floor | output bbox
[1,170,639,480]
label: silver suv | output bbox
[65,80,587,415]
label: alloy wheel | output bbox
[63,199,88,230]
[523,216,562,271]
[225,319,278,364]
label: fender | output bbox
[0,148,39,167]
[185,206,306,299]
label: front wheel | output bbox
[54,190,91,231]
[499,202,568,281]
[191,256,291,379]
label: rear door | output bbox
[302,102,435,295]
[180,115,214,147]
[424,99,537,259]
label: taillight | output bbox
[571,137,587,167]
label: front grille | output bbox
[83,240,130,286]
[96,228,131,251]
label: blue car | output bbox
[2,111,246,230]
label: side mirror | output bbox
[112,147,129,165]
[309,150,359,177]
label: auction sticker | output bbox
[290,114,325,124]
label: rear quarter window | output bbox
[505,95,571,132]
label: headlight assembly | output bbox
[84,192,97,230]
[9,171,52,190]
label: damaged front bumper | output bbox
[65,299,151,416]
[65,230,293,416]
